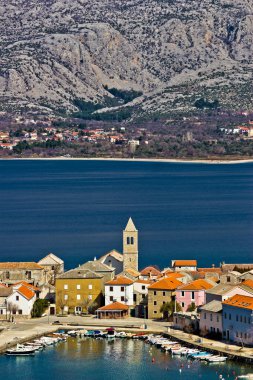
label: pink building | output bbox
[176,279,215,312]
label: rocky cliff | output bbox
[0,0,252,117]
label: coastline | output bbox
[1,156,253,164]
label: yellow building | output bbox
[148,277,182,319]
[56,268,104,314]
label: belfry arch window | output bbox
[127,237,134,245]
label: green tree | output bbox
[31,299,50,318]
[160,300,182,319]
[186,302,196,312]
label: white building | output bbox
[171,260,197,272]
[105,276,134,306]
[7,285,36,317]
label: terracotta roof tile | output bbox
[13,281,40,292]
[178,279,215,291]
[16,285,35,300]
[242,279,253,289]
[148,277,182,290]
[106,276,134,285]
[174,260,197,267]
[198,268,222,274]
[0,262,44,270]
[98,302,129,311]
[223,294,253,310]
[140,266,161,276]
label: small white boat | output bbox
[6,344,36,356]
[206,356,227,363]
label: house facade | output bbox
[199,300,223,337]
[222,294,253,346]
[0,262,46,286]
[38,253,64,284]
[98,249,123,275]
[171,260,197,272]
[148,277,182,319]
[176,279,215,312]
[56,269,104,314]
[105,276,134,306]
[7,285,36,317]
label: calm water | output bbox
[0,160,253,269]
[0,338,251,380]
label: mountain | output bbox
[0,0,253,119]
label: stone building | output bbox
[98,250,123,275]
[0,262,46,286]
[148,277,182,319]
[56,268,104,314]
[123,217,138,272]
[38,253,64,284]
[79,259,115,285]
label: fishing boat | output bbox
[6,344,36,356]
[206,356,227,363]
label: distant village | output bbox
[0,218,252,347]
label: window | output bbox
[133,294,137,302]
[244,316,246,323]
[110,287,113,292]
[127,237,130,245]
[240,316,242,322]
[18,310,22,315]
[64,284,68,290]
[224,313,227,319]
[131,237,134,244]
[76,295,81,300]
[182,302,184,308]
[110,296,113,302]
[163,301,165,305]
[154,301,157,306]
[5,271,10,279]
[76,285,81,290]
[121,296,125,302]
[154,311,157,314]
[244,333,247,339]
[16,296,19,301]
[227,276,231,282]
[88,284,93,290]
[64,295,68,300]
[204,313,206,320]
[121,287,124,292]
[210,314,213,321]
[142,286,145,290]
[27,271,32,280]
[236,315,239,322]
[181,291,185,297]
[142,294,145,299]
[63,306,68,312]
[163,292,166,297]
[191,292,195,300]
[236,332,239,337]
[217,315,219,322]
[154,291,157,296]
[88,295,92,300]
[229,314,231,320]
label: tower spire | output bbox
[123,217,138,272]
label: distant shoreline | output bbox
[1,156,253,164]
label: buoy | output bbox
[152,357,155,363]
[179,368,182,373]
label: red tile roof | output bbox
[0,262,43,270]
[178,279,214,291]
[98,302,129,311]
[106,276,133,285]
[242,279,253,289]
[148,277,182,290]
[198,268,222,274]
[13,281,40,292]
[16,285,35,300]
[223,294,253,310]
[174,260,197,267]
[140,266,161,276]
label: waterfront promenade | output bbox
[0,315,252,363]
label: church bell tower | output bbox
[123,217,138,272]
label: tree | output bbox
[7,302,18,321]
[31,299,50,318]
[187,302,196,312]
[57,290,66,315]
[160,300,182,319]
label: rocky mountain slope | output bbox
[0,0,252,118]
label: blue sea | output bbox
[0,338,251,380]
[0,160,253,269]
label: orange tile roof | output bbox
[148,277,182,290]
[13,281,40,292]
[135,279,153,285]
[124,268,140,277]
[16,285,35,300]
[167,273,184,279]
[178,279,214,291]
[106,276,134,285]
[198,268,222,274]
[242,279,253,289]
[174,260,197,267]
[140,266,161,276]
[98,302,129,311]
[0,262,43,270]
[223,294,253,310]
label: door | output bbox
[226,330,230,340]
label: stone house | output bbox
[148,277,182,319]
[206,283,253,303]
[0,262,46,286]
[220,271,241,285]
[79,260,115,285]
[98,249,123,275]
[56,269,104,314]
[38,253,64,284]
